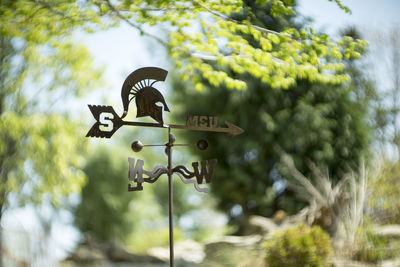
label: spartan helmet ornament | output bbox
[120,67,170,124]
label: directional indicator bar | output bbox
[124,121,168,128]
[169,121,244,137]
[86,105,243,138]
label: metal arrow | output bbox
[169,121,244,137]
[121,120,244,137]
[123,120,244,136]
[86,105,244,138]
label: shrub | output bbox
[354,228,388,263]
[263,223,333,267]
[368,160,400,224]
[353,224,400,263]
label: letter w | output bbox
[192,159,217,184]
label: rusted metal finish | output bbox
[85,67,244,267]
[121,67,169,124]
[172,159,217,193]
[127,158,167,191]
[130,139,209,151]
[120,67,168,120]
[131,140,144,152]
[169,121,243,137]
[135,85,170,124]
[86,105,123,138]
[86,106,242,138]
[86,67,244,138]
[127,155,216,193]
[167,127,174,267]
[196,139,208,150]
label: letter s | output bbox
[99,112,114,132]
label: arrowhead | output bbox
[225,121,244,137]
[86,105,123,138]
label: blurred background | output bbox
[1,0,400,266]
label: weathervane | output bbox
[86,67,243,267]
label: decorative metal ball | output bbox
[131,140,144,152]
[196,139,209,150]
[169,133,176,144]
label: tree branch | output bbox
[191,0,291,38]
[127,6,194,12]
[105,0,289,66]
[190,52,288,65]
[104,0,169,47]
[30,0,88,23]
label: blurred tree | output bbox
[363,27,400,225]
[0,0,375,241]
[75,147,134,242]
[368,159,400,224]
[1,0,366,91]
[170,2,377,226]
[96,0,363,90]
[367,27,400,156]
[0,10,102,263]
[387,28,400,155]
[0,0,369,219]
[0,40,101,219]
[75,144,198,248]
[0,0,103,220]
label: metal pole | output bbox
[167,126,174,267]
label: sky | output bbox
[2,0,400,264]
[299,0,399,33]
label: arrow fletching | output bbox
[86,105,123,138]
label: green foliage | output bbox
[200,244,265,267]
[0,111,87,207]
[353,224,400,263]
[75,147,134,242]
[0,32,102,215]
[170,4,374,224]
[2,0,367,92]
[0,0,371,217]
[327,0,351,14]
[0,0,106,219]
[134,0,365,90]
[0,0,376,247]
[263,223,333,267]
[126,227,183,253]
[279,154,368,241]
[151,173,197,219]
[354,228,388,263]
[74,143,211,249]
[1,1,103,103]
[368,160,400,224]
[0,0,99,43]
